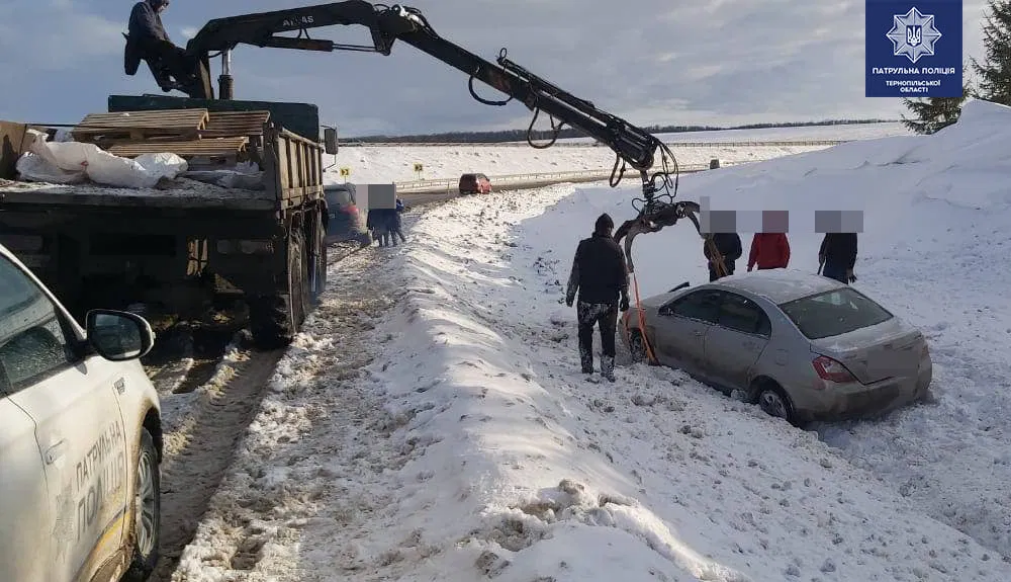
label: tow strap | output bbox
[624,236,725,366]
[624,271,659,365]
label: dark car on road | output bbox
[458,173,492,195]
[324,184,371,247]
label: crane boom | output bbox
[167,0,705,268]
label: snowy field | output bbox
[329,123,909,184]
[170,101,1011,581]
[557,122,911,144]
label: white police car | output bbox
[0,243,162,581]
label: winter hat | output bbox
[594,213,614,234]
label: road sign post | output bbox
[339,167,351,183]
[413,163,424,180]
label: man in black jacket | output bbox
[703,232,743,281]
[819,232,858,284]
[125,0,195,90]
[565,213,630,381]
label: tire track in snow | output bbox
[149,340,286,582]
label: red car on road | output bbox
[458,173,492,195]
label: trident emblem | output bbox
[906,25,922,46]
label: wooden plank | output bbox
[72,109,209,141]
[201,111,270,138]
[0,120,29,180]
[107,137,248,158]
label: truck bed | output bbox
[0,177,275,210]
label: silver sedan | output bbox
[620,269,933,424]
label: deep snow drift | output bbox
[523,98,1011,559]
[170,102,1009,582]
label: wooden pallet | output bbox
[72,109,210,143]
[201,111,271,138]
[107,136,248,158]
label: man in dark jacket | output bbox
[125,0,195,90]
[565,213,630,382]
[703,232,742,281]
[819,232,858,284]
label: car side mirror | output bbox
[86,309,155,362]
[323,127,339,155]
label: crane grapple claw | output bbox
[614,200,703,273]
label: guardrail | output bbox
[394,160,752,195]
[342,140,849,148]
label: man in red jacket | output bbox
[747,232,791,271]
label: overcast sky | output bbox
[0,0,989,136]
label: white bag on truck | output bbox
[15,129,188,188]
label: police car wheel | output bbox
[124,429,161,581]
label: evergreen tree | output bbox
[971,0,1011,105]
[900,86,970,135]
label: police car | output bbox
[0,243,162,581]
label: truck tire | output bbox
[309,210,328,305]
[249,230,309,349]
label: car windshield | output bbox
[778,287,893,339]
[326,188,352,206]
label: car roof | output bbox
[712,269,843,304]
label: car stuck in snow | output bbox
[621,269,933,424]
[0,242,163,582]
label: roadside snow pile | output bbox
[168,103,1009,581]
[524,99,1011,560]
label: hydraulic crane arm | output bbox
[179,0,705,269]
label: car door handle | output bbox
[45,440,67,465]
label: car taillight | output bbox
[812,355,856,383]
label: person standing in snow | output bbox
[703,232,742,281]
[391,198,407,244]
[367,208,389,247]
[747,232,791,271]
[565,213,630,382]
[819,232,858,284]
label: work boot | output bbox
[600,356,615,382]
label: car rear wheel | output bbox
[123,428,160,581]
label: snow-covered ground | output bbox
[171,101,1011,581]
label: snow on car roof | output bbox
[714,269,842,304]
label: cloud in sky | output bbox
[0,0,990,135]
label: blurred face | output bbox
[153,0,169,12]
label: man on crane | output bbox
[124,0,195,91]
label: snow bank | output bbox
[168,105,1009,581]
[312,184,1003,581]
[518,99,1011,560]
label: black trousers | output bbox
[140,38,197,85]
[577,300,618,373]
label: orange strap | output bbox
[627,272,658,365]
